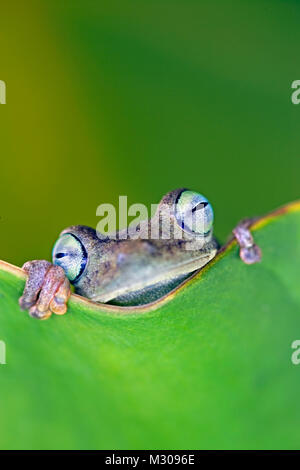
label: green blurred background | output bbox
[0,0,299,267]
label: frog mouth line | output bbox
[60,199,300,313]
[90,248,218,304]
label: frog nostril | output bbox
[55,253,67,259]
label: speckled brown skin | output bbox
[18,188,260,319]
[64,226,218,304]
[66,188,218,304]
[19,261,71,319]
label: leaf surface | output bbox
[0,202,299,449]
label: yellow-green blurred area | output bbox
[0,0,299,266]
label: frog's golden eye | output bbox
[52,233,87,283]
[175,190,214,235]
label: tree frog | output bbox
[19,189,261,319]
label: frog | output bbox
[19,188,261,319]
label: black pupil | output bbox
[192,201,208,213]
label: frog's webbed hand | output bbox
[232,219,262,264]
[19,260,71,320]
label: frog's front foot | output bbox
[232,219,262,264]
[19,260,71,319]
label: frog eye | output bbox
[52,233,87,283]
[175,190,214,235]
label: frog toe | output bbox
[49,278,71,315]
[232,219,262,264]
[19,261,70,320]
[19,260,52,310]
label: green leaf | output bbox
[0,202,299,450]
